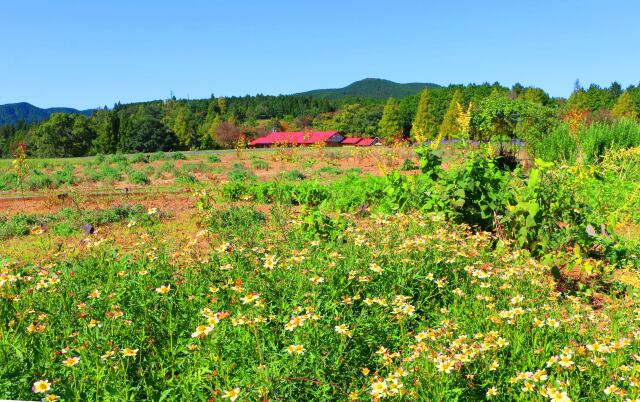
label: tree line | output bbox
[1,81,640,158]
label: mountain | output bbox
[296,78,440,99]
[0,102,94,125]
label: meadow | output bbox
[1,140,640,401]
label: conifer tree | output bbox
[438,90,463,139]
[378,98,403,143]
[612,91,638,120]
[411,89,438,143]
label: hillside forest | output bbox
[1,80,640,161]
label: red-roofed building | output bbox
[249,131,381,148]
[249,131,344,148]
[340,137,381,146]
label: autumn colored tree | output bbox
[438,90,463,139]
[378,98,403,142]
[612,91,638,120]
[411,89,438,143]
[215,121,242,148]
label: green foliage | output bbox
[206,154,221,163]
[378,98,403,142]
[442,152,510,230]
[400,158,418,171]
[411,88,438,141]
[250,158,269,170]
[503,160,587,253]
[438,90,462,139]
[281,169,306,181]
[128,169,150,185]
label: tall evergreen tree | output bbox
[378,98,403,142]
[438,90,463,139]
[612,91,638,120]
[411,89,438,142]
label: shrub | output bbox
[282,169,306,181]
[207,154,221,163]
[170,152,187,160]
[128,170,150,185]
[26,170,52,190]
[149,152,167,161]
[51,165,77,187]
[251,158,269,170]
[130,153,149,163]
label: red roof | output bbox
[355,137,377,146]
[341,137,363,145]
[249,131,341,146]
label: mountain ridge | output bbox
[0,102,94,126]
[295,78,440,99]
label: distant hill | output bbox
[296,78,440,99]
[0,102,93,125]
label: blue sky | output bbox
[1,0,639,109]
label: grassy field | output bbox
[1,144,640,401]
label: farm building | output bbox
[248,131,380,148]
[340,137,380,146]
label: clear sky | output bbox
[1,0,639,109]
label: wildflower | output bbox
[147,207,157,215]
[489,360,499,371]
[558,354,574,368]
[486,387,498,397]
[370,379,388,397]
[348,391,359,400]
[155,284,171,294]
[263,254,278,269]
[121,348,138,357]
[191,325,215,338]
[309,275,325,284]
[221,387,241,401]
[437,359,455,374]
[286,344,305,355]
[32,380,52,394]
[369,263,384,274]
[62,356,80,367]
[335,324,352,337]
[42,395,61,402]
[285,315,306,331]
[88,289,101,299]
[101,350,116,360]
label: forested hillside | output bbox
[1,79,639,158]
[296,78,440,99]
[0,102,92,125]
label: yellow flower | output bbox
[370,379,388,397]
[486,387,498,397]
[121,348,138,357]
[88,289,101,299]
[147,207,157,215]
[221,387,241,401]
[32,380,52,393]
[155,285,171,294]
[191,325,214,338]
[335,324,352,337]
[42,395,60,402]
[62,356,80,367]
[286,344,305,355]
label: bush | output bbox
[170,152,187,160]
[130,153,149,163]
[149,152,167,161]
[51,165,77,187]
[26,170,52,190]
[128,170,150,185]
[401,158,419,171]
[282,169,306,181]
[251,158,269,170]
[207,154,221,163]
